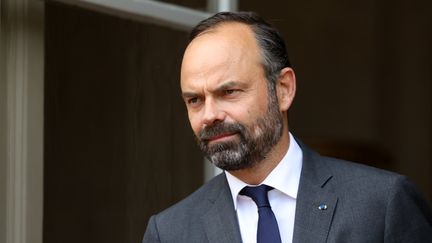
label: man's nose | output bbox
[202,99,225,126]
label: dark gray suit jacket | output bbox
[143,143,432,242]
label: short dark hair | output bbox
[190,12,291,86]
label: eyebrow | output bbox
[181,81,247,98]
[215,81,246,92]
[181,91,199,99]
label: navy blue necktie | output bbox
[240,185,282,243]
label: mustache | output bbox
[199,122,245,141]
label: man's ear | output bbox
[276,67,296,112]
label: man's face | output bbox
[180,23,284,171]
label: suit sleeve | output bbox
[384,176,432,242]
[143,215,161,243]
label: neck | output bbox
[228,129,290,185]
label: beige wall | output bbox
[0,0,44,242]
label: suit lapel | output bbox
[202,174,242,243]
[293,142,338,243]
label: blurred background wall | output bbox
[243,0,432,201]
[1,0,429,242]
[241,0,432,199]
[1,0,44,242]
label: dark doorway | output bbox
[44,2,203,242]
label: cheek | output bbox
[230,107,256,126]
[188,113,201,135]
[242,95,268,119]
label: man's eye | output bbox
[224,89,237,95]
[188,97,199,104]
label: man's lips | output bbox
[204,132,238,143]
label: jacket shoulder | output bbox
[322,155,400,185]
[313,155,432,242]
[157,173,226,218]
[143,173,229,243]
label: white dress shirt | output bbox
[225,133,303,243]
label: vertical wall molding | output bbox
[2,0,44,242]
[5,1,29,242]
[0,0,7,241]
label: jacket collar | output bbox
[201,173,243,243]
[293,140,338,243]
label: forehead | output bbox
[185,22,261,60]
[180,23,263,84]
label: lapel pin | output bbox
[318,204,328,210]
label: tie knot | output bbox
[240,185,273,208]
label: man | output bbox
[143,12,432,243]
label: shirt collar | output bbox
[225,133,303,210]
